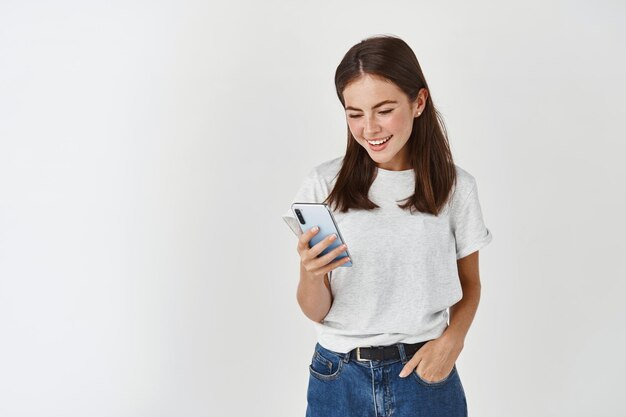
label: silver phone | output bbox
[291,202,352,267]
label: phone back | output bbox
[291,202,352,267]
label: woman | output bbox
[282,34,493,417]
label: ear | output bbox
[413,88,429,118]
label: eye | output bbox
[348,109,393,119]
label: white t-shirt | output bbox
[281,155,493,353]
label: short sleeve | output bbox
[450,180,493,259]
[281,168,329,238]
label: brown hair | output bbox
[324,34,457,216]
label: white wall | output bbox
[1,1,624,416]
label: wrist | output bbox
[441,326,466,348]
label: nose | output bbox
[363,116,381,137]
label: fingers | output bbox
[297,225,320,252]
[311,233,341,258]
[399,355,421,378]
[400,358,450,382]
[311,240,348,267]
[298,226,342,259]
[315,252,351,275]
[414,364,452,383]
[297,225,350,276]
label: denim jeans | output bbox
[306,342,468,417]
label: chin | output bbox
[366,144,394,155]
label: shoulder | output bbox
[448,164,478,208]
[310,155,343,185]
[291,155,343,199]
[454,164,477,194]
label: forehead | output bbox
[343,74,405,106]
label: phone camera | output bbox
[294,208,305,225]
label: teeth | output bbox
[367,135,392,145]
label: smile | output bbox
[366,135,392,145]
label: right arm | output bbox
[295,227,350,323]
[297,268,332,323]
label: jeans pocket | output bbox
[412,364,457,387]
[309,349,343,381]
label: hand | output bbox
[297,226,351,279]
[398,332,464,381]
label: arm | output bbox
[296,264,333,323]
[399,250,482,379]
[443,249,482,344]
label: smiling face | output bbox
[343,73,428,171]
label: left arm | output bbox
[399,250,482,380]
[447,249,482,342]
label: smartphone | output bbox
[291,202,353,267]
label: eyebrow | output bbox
[345,100,398,111]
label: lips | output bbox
[366,135,392,144]
[366,134,392,151]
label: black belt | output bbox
[349,341,428,362]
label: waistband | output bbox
[316,341,430,365]
[350,341,427,362]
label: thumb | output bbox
[399,356,420,378]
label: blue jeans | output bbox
[306,342,468,417]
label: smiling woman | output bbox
[343,77,428,167]
[281,34,493,417]
[324,36,458,217]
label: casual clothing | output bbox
[306,341,468,417]
[281,155,493,353]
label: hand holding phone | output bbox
[297,226,352,278]
[291,202,352,277]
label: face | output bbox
[343,73,428,171]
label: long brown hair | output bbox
[324,34,457,216]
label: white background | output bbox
[1,1,625,416]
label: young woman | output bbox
[282,34,493,417]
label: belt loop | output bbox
[341,350,350,363]
[397,343,408,364]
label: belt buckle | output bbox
[356,347,370,361]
